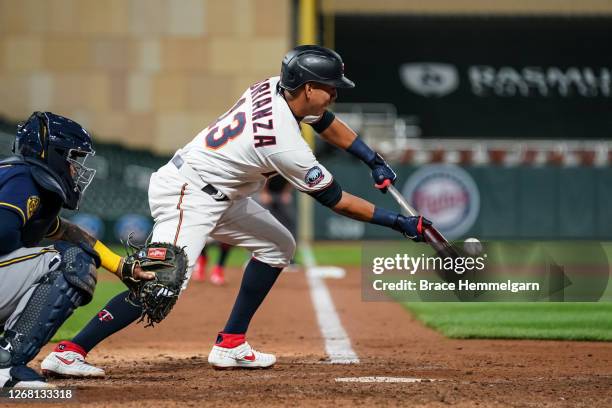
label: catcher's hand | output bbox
[118,258,156,281]
[120,242,189,326]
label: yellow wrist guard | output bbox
[93,240,122,273]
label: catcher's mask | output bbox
[14,111,96,210]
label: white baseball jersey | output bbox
[179,76,333,200]
[148,76,338,278]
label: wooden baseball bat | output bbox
[387,185,460,260]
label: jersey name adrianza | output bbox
[179,76,333,200]
[250,80,276,148]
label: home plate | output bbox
[335,377,435,383]
[308,266,346,279]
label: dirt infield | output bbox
[15,267,612,407]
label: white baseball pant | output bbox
[148,162,296,290]
[0,247,61,329]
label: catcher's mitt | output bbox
[120,242,188,327]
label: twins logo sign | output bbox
[402,165,480,239]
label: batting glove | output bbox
[394,215,432,242]
[370,153,397,193]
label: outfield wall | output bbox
[2,128,609,242]
[315,157,612,240]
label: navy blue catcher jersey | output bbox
[0,164,63,252]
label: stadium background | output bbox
[1,0,611,243]
[0,2,611,406]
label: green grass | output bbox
[54,241,612,343]
[51,279,126,342]
[304,240,612,341]
[404,302,612,341]
[298,242,362,266]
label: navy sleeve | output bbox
[0,172,40,226]
[0,207,23,254]
[310,110,335,134]
[308,179,343,208]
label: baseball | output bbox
[463,237,483,256]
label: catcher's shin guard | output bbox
[53,241,99,304]
[0,270,84,367]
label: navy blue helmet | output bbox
[279,45,355,91]
[13,112,96,209]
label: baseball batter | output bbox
[42,45,432,374]
[0,112,154,388]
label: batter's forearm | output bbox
[320,118,381,168]
[319,118,358,150]
[314,114,379,168]
[331,191,422,239]
[331,191,375,222]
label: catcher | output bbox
[0,112,155,388]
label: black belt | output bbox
[171,155,229,202]
[202,184,229,201]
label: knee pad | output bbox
[54,241,99,304]
[0,271,83,367]
[275,230,296,267]
[254,230,296,268]
[284,234,297,262]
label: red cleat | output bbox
[209,265,225,285]
[192,255,207,281]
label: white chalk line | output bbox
[335,377,437,383]
[302,244,359,364]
